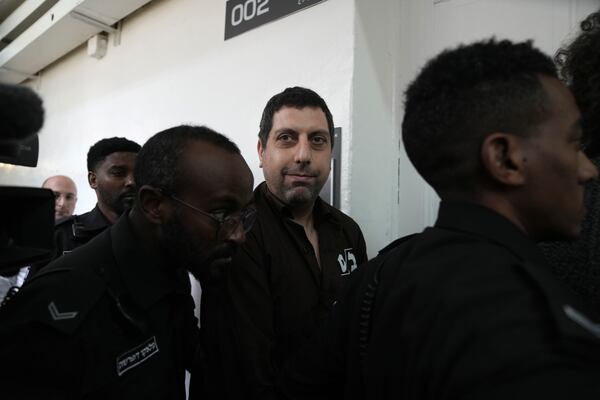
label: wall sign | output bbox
[225,0,327,40]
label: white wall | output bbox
[1,0,598,257]
[0,0,356,216]
[349,0,598,256]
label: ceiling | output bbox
[0,0,151,84]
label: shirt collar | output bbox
[258,181,334,224]
[77,204,112,232]
[435,201,546,266]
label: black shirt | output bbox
[0,214,201,399]
[282,201,600,400]
[29,205,112,278]
[53,204,112,258]
[197,182,367,399]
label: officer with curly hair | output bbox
[282,39,600,400]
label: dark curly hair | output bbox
[258,86,334,148]
[555,11,600,158]
[402,39,557,197]
[134,125,240,196]
[87,137,141,172]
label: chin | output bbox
[285,187,318,205]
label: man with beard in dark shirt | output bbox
[197,87,367,399]
[52,137,140,259]
[282,39,600,400]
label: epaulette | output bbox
[377,233,417,255]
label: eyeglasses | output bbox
[168,194,257,240]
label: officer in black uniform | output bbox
[52,136,140,259]
[0,125,256,399]
[281,40,600,399]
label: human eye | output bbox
[278,133,291,141]
[276,131,296,145]
[109,168,126,177]
[312,135,328,146]
[209,210,228,222]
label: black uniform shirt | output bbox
[0,214,201,399]
[53,204,112,258]
[198,182,367,399]
[282,201,600,400]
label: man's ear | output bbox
[88,171,96,189]
[257,139,264,168]
[481,133,526,186]
[138,186,167,225]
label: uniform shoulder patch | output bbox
[48,301,79,321]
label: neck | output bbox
[97,202,119,224]
[290,202,315,229]
[128,208,165,260]
[471,191,528,236]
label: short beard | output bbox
[283,184,320,207]
[98,190,132,217]
[161,207,237,284]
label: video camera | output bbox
[0,83,54,274]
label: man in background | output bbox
[53,137,140,257]
[198,87,367,399]
[42,175,78,220]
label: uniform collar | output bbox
[110,213,189,309]
[435,201,546,266]
[258,181,334,224]
[77,204,112,232]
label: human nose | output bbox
[125,172,135,188]
[56,195,65,208]
[579,152,598,183]
[225,222,246,245]
[294,136,311,164]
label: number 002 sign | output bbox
[224,0,327,40]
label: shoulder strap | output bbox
[358,233,417,363]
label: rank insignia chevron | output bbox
[48,301,78,321]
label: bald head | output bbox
[42,175,78,220]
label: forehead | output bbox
[270,106,329,135]
[96,151,137,170]
[179,141,253,203]
[44,177,76,193]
